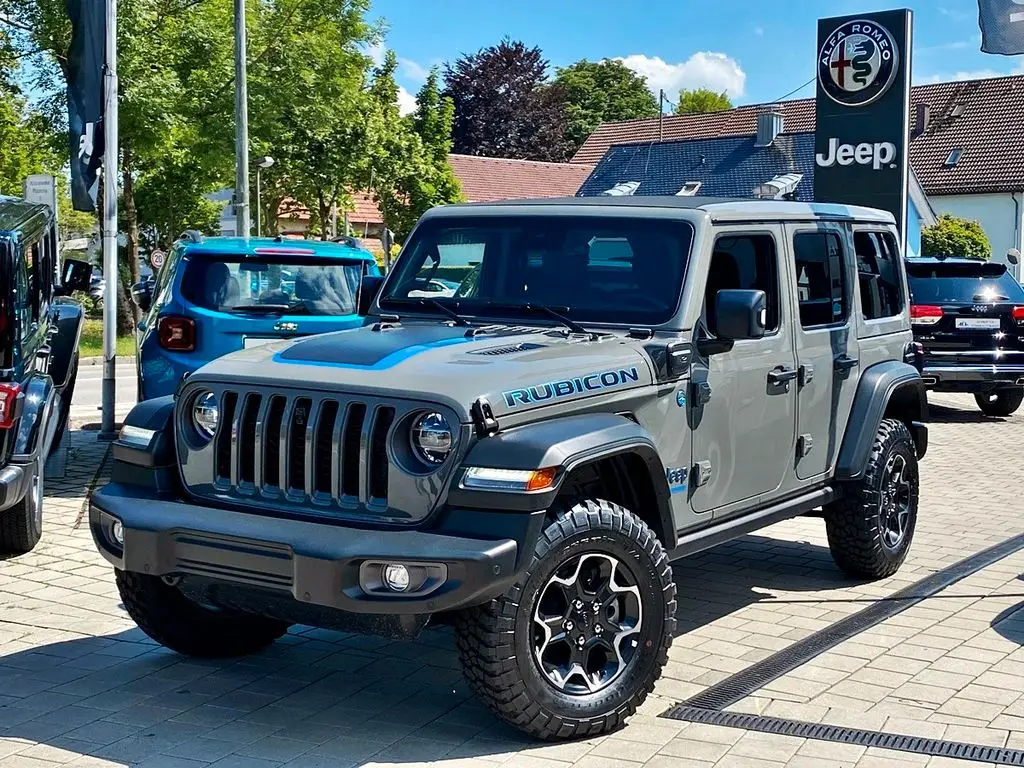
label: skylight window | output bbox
[944,148,963,167]
[676,182,702,196]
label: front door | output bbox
[690,227,798,515]
[786,223,859,480]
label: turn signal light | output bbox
[1013,306,1024,325]
[158,316,196,351]
[462,466,559,492]
[0,383,21,429]
[910,305,943,325]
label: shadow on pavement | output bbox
[0,531,859,764]
[991,576,1024,647]
[926,402,1003,425]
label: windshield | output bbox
[906,262,1024,303]
[380,215,694,326]
[180,254,366,315]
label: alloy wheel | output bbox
[879,453,911,550]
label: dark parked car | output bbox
[0,196,91,553]
[908,256,1024,416]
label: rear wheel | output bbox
[456,499,675,740]
[116,570,290,657]
[0,461,43,555]
[974,387,1024,417]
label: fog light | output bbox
[382,563,411,592]
[111,520,124,545]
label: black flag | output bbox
[979,0,1024,55]
[66,0,105,212]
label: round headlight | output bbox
[192,391,219,439]
[410,412,452,466]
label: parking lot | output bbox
[0,392,1021,768]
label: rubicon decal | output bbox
[502,367,640,408]
[818,19,899,107]
[816,138,897,170]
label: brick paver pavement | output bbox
[1,393,1022,767]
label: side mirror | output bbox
[357,274,385,316]
[61,258,92,294]
[1008,248,1020,266]
[715,289,767,341]
[134,288,152,313]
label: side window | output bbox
[16,252,31,340]
[26,239,41,323]
[793,231,848,328]
[706,233,780,336]
[854,231,904,320]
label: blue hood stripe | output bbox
[272,335,475,370]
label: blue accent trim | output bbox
[670,484,688,495]
[272,335,475,370]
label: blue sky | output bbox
[370,0,1023,112]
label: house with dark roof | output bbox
[573,74,1024,273]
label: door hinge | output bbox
[471,397,499,437]
[693,461,713,487]
[691,381,712,406]
[799,363,814,386]
[797,434,814,458]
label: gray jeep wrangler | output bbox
[90,197,928,740]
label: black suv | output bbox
[0,196,91,553]
[908,257,1024,416]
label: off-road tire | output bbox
[455,499,676,741]
[49,353,78,455]
[824,419,918,580]
[974,387,1024,418]
[0,460,43,555]
[116,570,290,657]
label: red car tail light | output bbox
[1013,306,1024,325]
[158,316,196,351]
[0,383,21,429]
[910,305,943,325]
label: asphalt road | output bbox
[70,360,138,426]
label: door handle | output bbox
[768,366,799,386]
[834,354,859,373]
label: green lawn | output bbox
[78,319,136,359]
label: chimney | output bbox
[755,110,784,147]
[912,103,931,139]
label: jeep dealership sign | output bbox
[814,10,913,243]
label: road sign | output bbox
[23,174,58,213]
[150,249,165,269]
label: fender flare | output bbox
[451,412,676,549]
[835,360,927,481]
[48,302,85,390]
[13,374,56,459]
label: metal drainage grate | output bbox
[675,532,1024,711]
[663,707,1024,766]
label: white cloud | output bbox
[917,60,1024,84]
[399,57,430,84]
[398,85,417,116]
[617,52,746,100]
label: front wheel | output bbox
[824,419,919,580]
[0,461,43,555]
[975,387,1024,417]
[456,499,676,741]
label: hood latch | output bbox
[471,397,500,437]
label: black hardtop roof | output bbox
[0,195,53,240]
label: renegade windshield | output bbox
[180,253,368,315]
[380,215,693,326]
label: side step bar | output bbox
[668,486,838,561]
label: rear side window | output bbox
[906,262,1024,303]
[854,231,904,319]
[793,231,848,327]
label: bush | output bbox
[921,214,991,260]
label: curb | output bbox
[80,355,136,366]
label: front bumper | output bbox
[0,462,30,512]
[90,483,519,615]
[921,364,1024,390]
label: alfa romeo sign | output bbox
[813,9,913,245]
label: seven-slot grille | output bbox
[207,390,395,508]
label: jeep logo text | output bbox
[816,137,897,170]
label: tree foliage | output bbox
[554,59,658,153]
[675,87,733,115]
[443,39,572,162]
[921,214,991,260]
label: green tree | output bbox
[921,214,991,260]
[554,59,658,152]
[675,87,733,115]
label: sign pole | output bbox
[99,0,118,440]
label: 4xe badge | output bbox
[818,19,899,107]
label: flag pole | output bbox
[99,0,118,440]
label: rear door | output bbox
[786,223,859,481]
[907,261,1024,368]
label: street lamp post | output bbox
[255,156,274,237]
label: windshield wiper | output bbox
[501,303,596,338]
[417,298,472,326]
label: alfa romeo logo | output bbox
[818,19,899,107]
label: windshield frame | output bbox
[375,211,696,330]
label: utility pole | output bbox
[99,0,119,440]
[233,0,250,238]
[659,89,665,142]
